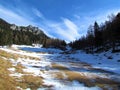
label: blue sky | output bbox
[0,0,120,42]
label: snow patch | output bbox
[8,68,16,72]
[10,73,23,77]
[70,50,120,74]
[40,81,101,90]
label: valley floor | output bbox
[0,45,120,90]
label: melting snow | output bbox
[10,73,23,77]
[70,50,120,74]
[8,68,16,72]
[1,45,120,90]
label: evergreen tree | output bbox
[86,25,94,53]
[94,21,103,51]
[70,13,120,53]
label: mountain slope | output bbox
[0,18,49,45]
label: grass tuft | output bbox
[18,75,43,89]
[51,63,69,70]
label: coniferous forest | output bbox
[0,18,66,49]
[69,13,120,53]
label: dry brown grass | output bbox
[18,75,43,90]
[51,71,65,80]
[14,63,25,73]
[63,71,95,86]
[0,50,18,60]
[0,50,44,90]
[51,63,69,70]
[0,57,18,90]
[66,71,120,89]
[0,49,40,61]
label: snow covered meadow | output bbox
[0,45,120,90]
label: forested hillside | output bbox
[69,13,120,53]
[0,18,66,49]
[0,18,49,45]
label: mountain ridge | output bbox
[0,18,49,45]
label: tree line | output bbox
[43,38,66,50]
[69,13,120,53]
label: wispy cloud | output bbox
[32,8,45,19]
[62,18,80,40]
[0,5,35,26]
[45,18,81,42]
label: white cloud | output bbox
[56,27,76,41]
[74,14,80,19]
[46,18,81,42]
[32,8,45,19]
[63,18,80,36]
[0,5,35,26]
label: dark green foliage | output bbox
[0,18,13,46]
[12,30,49,45]
[0,18,49,46]
[0,18,11,30]
[94,22,103,48]
[43,38,66,50]
[69,13,120,53]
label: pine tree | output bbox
[94,21,103,51]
